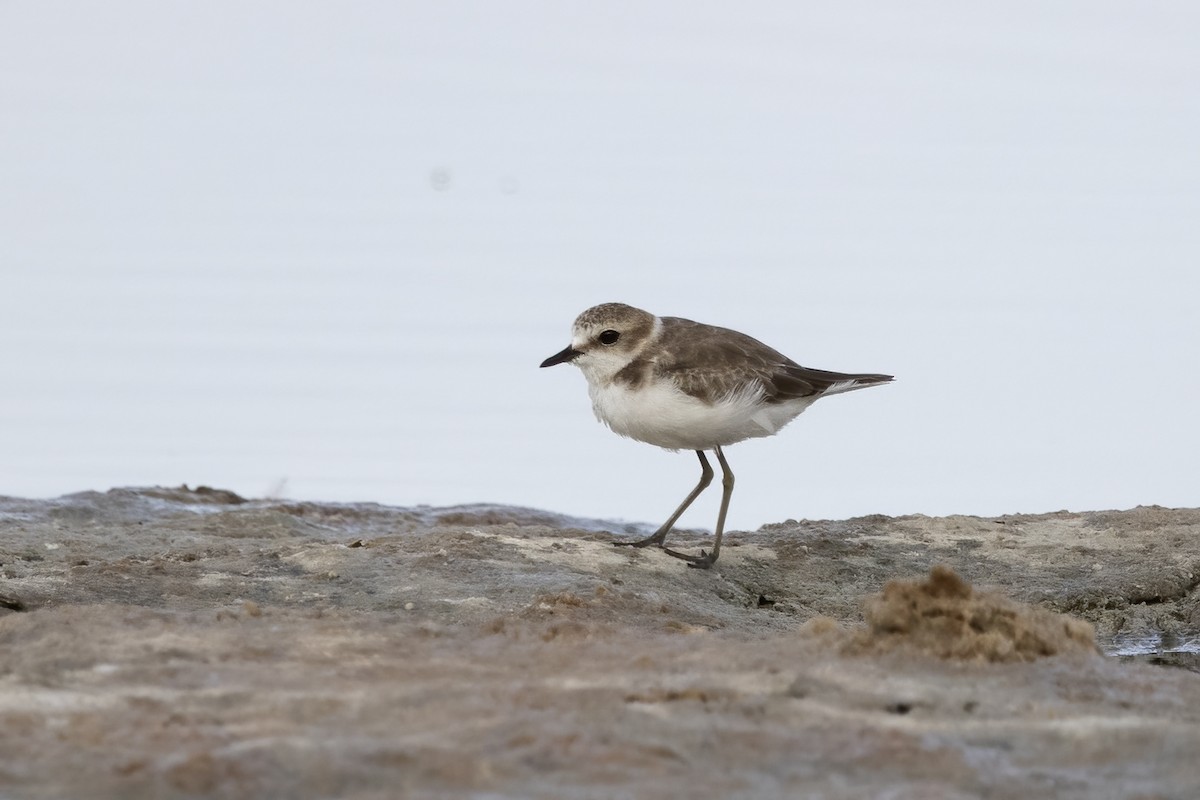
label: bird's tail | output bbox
[796,367,894,397]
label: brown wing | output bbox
[653,317,892,404]
[771,364,894,399]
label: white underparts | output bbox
[587,377,816,451]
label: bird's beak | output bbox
[540,345,581,368]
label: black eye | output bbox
[598,329,620,345]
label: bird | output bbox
[540,302,892,569]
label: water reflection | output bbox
[1104,633,1200,674]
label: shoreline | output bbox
[2,487,1198,797]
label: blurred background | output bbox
[2,2,1197,531]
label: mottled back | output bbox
[646,317,891,404]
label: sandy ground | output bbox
[1,487,1198,799]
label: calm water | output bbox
[1107,634,1200,674]
[3,4,1198,529]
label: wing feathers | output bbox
[650,317,892,404]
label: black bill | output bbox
[540,345,581,368]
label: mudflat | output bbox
[1,487,1198,799]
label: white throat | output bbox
[574,315,662,388]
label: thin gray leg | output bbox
[614,450,713,549]
[664,445,733,568]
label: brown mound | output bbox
[844,565,1099,662]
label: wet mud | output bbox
[1,487,1198,798]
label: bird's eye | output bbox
[598,330,620,345]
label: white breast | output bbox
[587,377,816,451]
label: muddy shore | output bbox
[1,487,1198,798]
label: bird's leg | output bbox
[614,450,713,549]
[679,445,734,569]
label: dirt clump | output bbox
[2,490,1200,798]
[846,565,1100,662]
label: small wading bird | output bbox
[541,303,892,569]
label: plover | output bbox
[541,302,892,569]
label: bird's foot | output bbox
[613,533,666,549]
[662,546,717,569]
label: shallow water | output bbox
[1104,634,1200,674]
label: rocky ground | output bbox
[1,487,1198,799]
